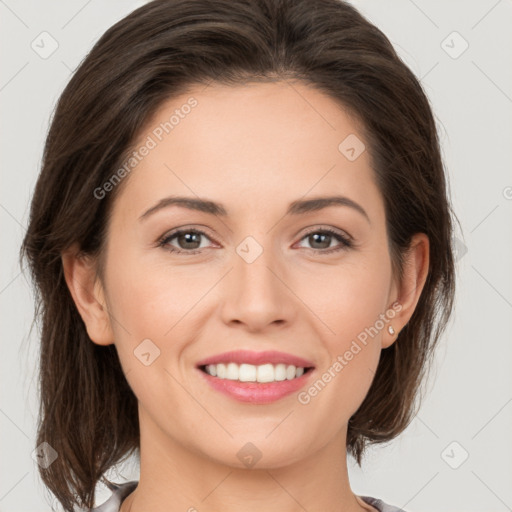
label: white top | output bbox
[90,481,408,512]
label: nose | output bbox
[219,240,297,332]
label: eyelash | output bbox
[157,226,353,256]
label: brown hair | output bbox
[20,0,458,509]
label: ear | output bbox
[382,232,430,349]
[61,244,114,346]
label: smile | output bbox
[195,350,316,404]
[200,362,310,382]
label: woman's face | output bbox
[87,81,422,468]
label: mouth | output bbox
[195,350,316,403]
[198,362,314,383]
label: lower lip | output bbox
[197,368,314,404]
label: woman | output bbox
[21,0,457,511]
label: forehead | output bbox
[113,80,384,224]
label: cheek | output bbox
[103,249,219,395]
[302,256,391,404]
[299,255,392,345]
[104,257,198,414]
[104,245,204,336]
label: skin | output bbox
[62,81,429,512]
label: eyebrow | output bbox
[139,195,370,224]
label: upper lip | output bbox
[196,350,315,368]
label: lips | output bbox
[195,349,315,369]
[195,350,316,403]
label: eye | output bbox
[158,228,216,255]
[295,227,353,254]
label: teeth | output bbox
[226,362,238,380]
[216,363,226,379]
[204,363,307,382]
[239,363,257,382]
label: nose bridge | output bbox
[235,232,284,300]
[220,232,294,329]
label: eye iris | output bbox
[178,232,201,249]
[309,232,331,249]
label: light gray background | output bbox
[1,0,511,511]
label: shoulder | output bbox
[359,495,408,512]
[89,481,138,512]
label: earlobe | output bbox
[382,233,430,349]
[61,245,114,346]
